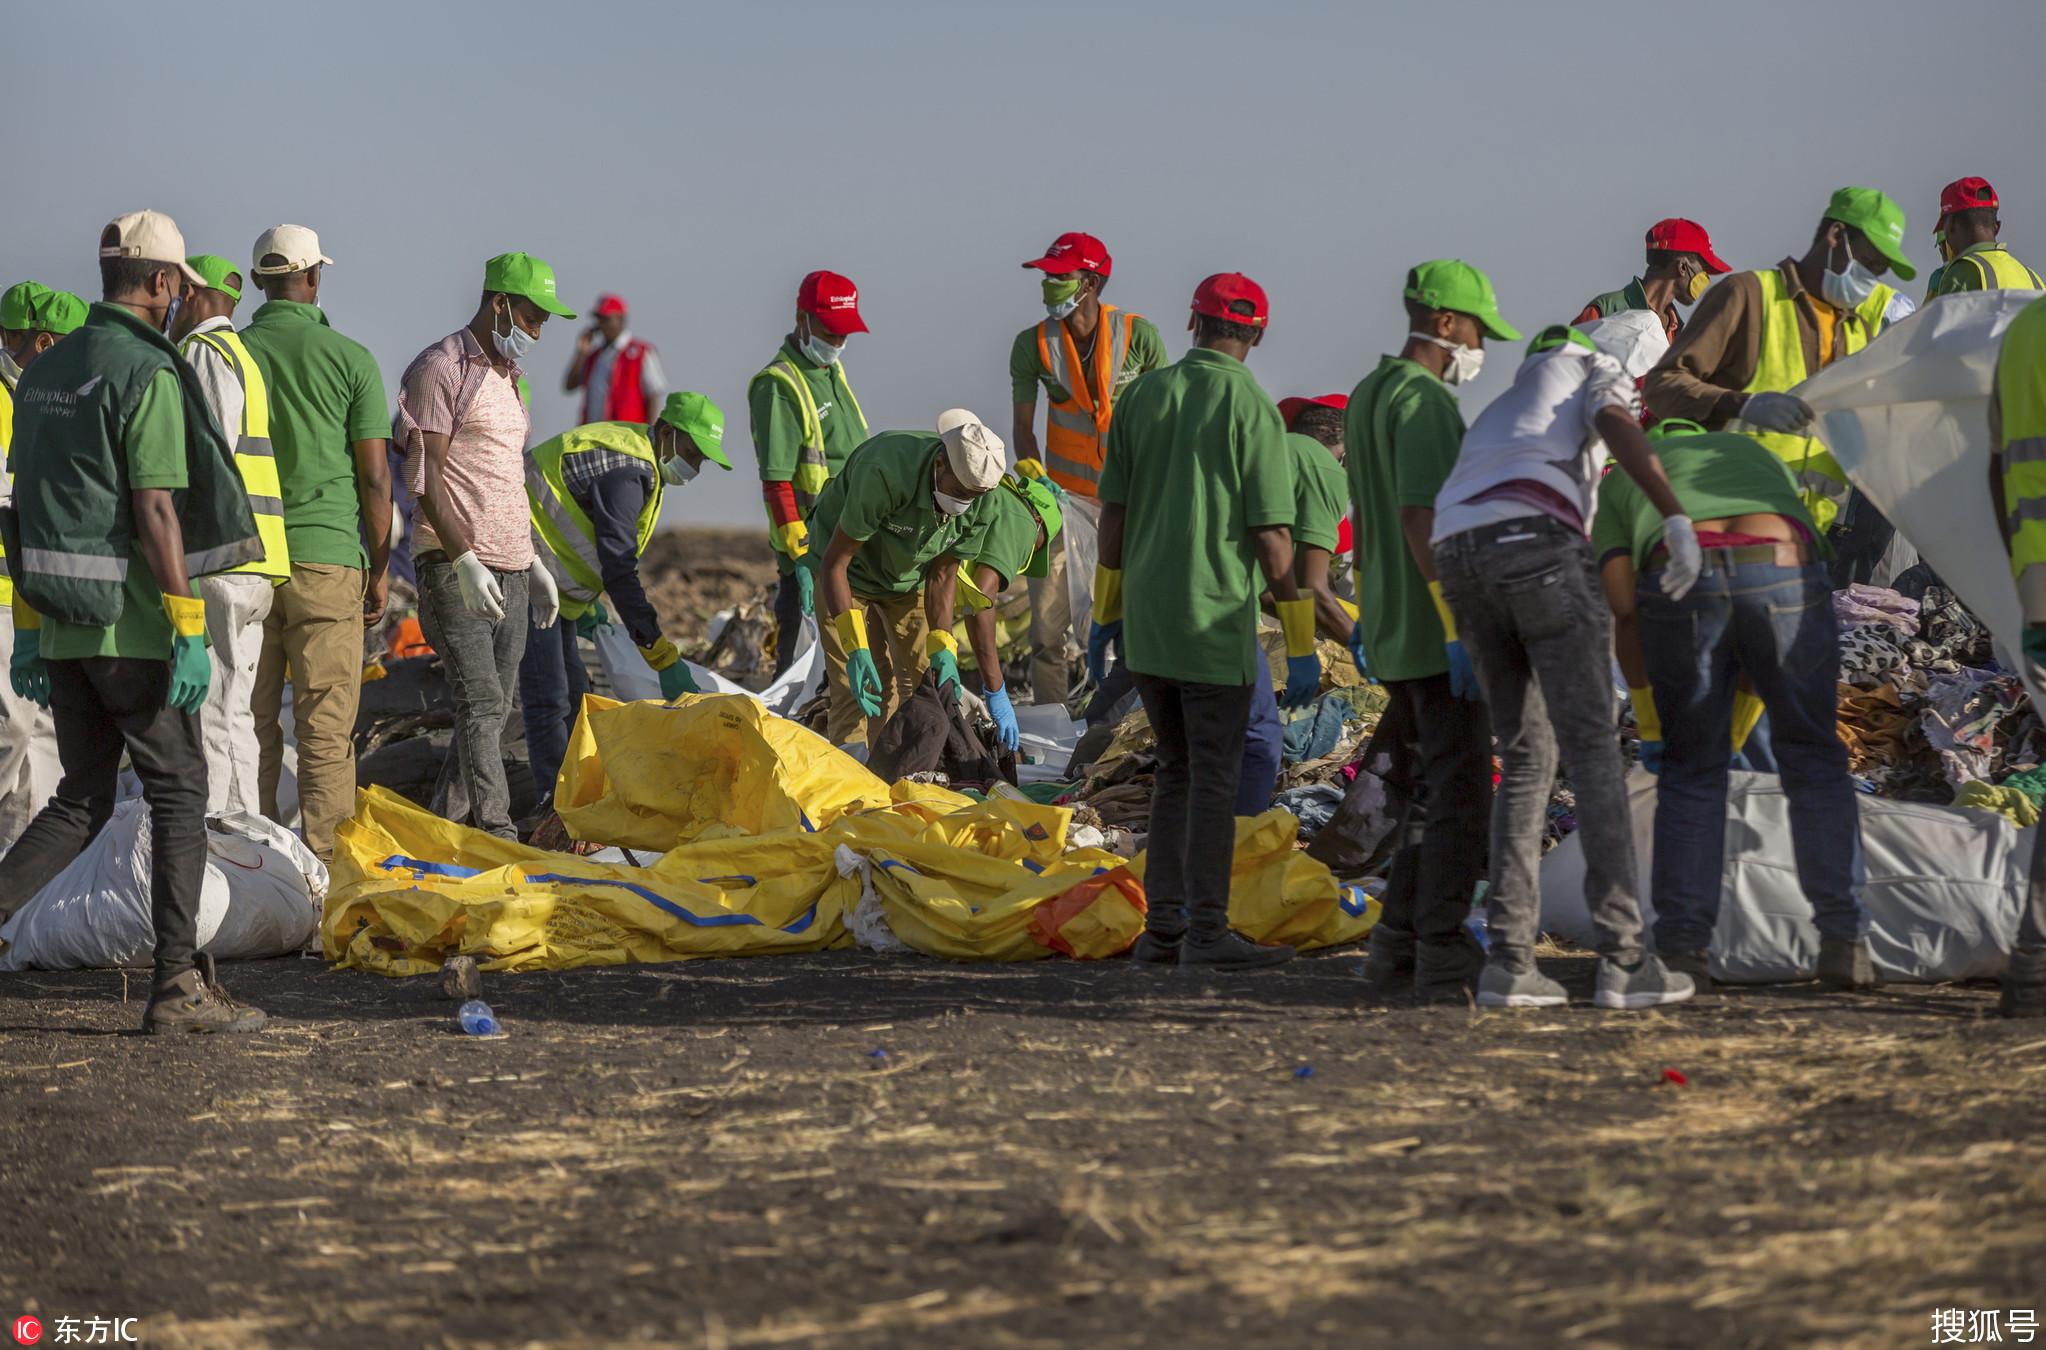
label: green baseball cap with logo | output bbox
[1,280,51,331]
[1404,260,1520,341]
[186,254,243,301]
[657,391,730,468]
[483,252,577,318]
[26,291,87,336]
[1824,187,1916,282]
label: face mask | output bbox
[493,303,539,360]
[161,294,182,335]
[1408,331,1484,386]
[801,325,844,367]
[659,453,699,486]
[1683,268,1710,305]
[934,490,973,517]
[1042,276,1084,319]
[1820,239,1881,310]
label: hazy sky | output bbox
[7,0,2044,529]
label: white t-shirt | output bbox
[1430,344,1639,544]
[181,316,245,455]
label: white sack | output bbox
[1539,771,2025,983]
[0,806,326,970]
[591,618,822,718]
[1579,309,1670,380]
[1060,494,1101,674]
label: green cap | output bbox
[657,391,730,468]
[483,252,577,318]
[1,280,51,331]
[1646,418,1709,442]
[185,254,242,301]
[1404,260,1519,341]
[1823,187,1916,282]
[1526,323,1596,359]
[25,291,87,336]
[1011,475,1065,578]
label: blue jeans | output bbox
[519,614,589,810]
[1237,679,1283,816]
[1637,559,1868,952]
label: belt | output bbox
[1642,542,1809,571]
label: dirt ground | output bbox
[640,529,781,650]
[2,952,2040,1349]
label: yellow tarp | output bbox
[1127,810,1382,952]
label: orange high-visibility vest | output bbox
[1035,305,1136,497]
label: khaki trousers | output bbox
[197,573,275,817]
[254,563,365,861]
[1025,529,1071,707]
[820,591,929,747]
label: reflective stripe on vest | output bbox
[1958,246,2046,293]
[526,424,665,621]
[186,329,291,581]
[750,357,868,509]
[1730,269,1891,531]
[1999,299,2046,573]
[1034,306,1133,498]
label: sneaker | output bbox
[1476,961,1569,1008]
[1816,937,1882,990]
[143,955,268,1034]
[1356,926,1415,994]
[1179,931,1295,972]
[1128,932,1180,968]
[1660,948,1713,989]
[1414,931,1487,1003]
[1594,953,1696,1011]
[1999,948,2046,1019]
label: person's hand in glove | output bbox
[9,602,48,708]
[984,683,1020,751]
[927,629,962,704]
[773,519,810,560]
[640,635,699,701]
[1629,686,1663,775]
[1657,514,1703,600]
[1276,597,1321,709]
[528,560,559,629]
[1740,391,1816,434]
[1348,620,1370,682]
[1429,581,1482,702]
[575,598,610,639]
[835,609,885,717]
[1088,564,1123,686]
[795,564,815,616]
[452,550,505,621]
[163,593,212,716]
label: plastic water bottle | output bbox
[457,999,500,1035]
[1465,880,1491,953]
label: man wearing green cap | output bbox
[521,392,731,807]
[394,253,573,840]
[1644,188,1919,586]
[0,281,54,393]
[1344,259,1516,1001]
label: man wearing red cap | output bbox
[750,271,871,677]
[1011,233,1167,707]
[1576,219,1731,346]
[1092,273,1318,971]
[564,294,667,427]
[1924,178,2042,300]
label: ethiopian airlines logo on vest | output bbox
[75,377,102,398]
[17,375,99,417]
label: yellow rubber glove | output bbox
[1275,597,1316,659]
[1731,685,1765,752]
[640,635,700,700]
[1426,580,1458,642]
[1093,565,1123,623]
[1628,686,1662,741]
[1015,458,1046,482]
[774,519,810,559]
[639,635,681,671]
[12,593,41,632]
[834,608,884,716]
[1336,596,1359,622]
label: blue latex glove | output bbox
[984,684,1020,751]
[845,647,885,717]
[576,599,611,639]
[1637,739,1664,775]
[1445,640,1482,702]
[795,565,815,616]
[10,627,48,708]
[929,647,961,703]
[658,659,699,701]
[1086,619,1122,686]
[1282,653,1321,709]
[168,633,212,716]
[1347,621,1370,681]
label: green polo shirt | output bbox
[238,299,388,568]
[1009,312,1169,406]
[1346,355,1464,682]
[808,431,997,600]
[749,340,867,485]
[1591,432,1827,571]
[1097,348,1293,686]
[39,370,185,660]
[1286,433,1347,554]
[965,480,1047,591]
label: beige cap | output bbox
[99,210,206,286]
[251,224,335,276]
[940,416,1006,491]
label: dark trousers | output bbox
[773,563,803,678]
[519,615,590,810]
[1825,489,1896,590]
[418,556,530,839]
[1372,673,1493,956]
[1131,671,1254,944]
[1236,678,1283,817]
[0,658,206,984]
[2022,814,2046,955]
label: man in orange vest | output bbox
[1011,233,1167,707]
[564,293,667,425]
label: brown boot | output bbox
[143,954,268,1035]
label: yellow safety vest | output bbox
[1034,305,1135,498]
[184,329,290,582]
[749,356,867,510]
[1943,244,2046,295]
[1732,269,1892,531]
[526,421,663,621]
[0,372,13,606]
[1999,297,2046,576]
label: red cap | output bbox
[797,270,868,335]
[1021,232,1112,278]
[1277,394,1348,429]
[1646,218,1731,274]
[1939,177,1999,222]
[1190,273,1268,328]
[593,293,628,317]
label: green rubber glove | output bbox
[926,630,961,703]
[795,565,815,616]
[10,625,49,708]
[162,594,212,716]
[659,659,699,700]
[576,599,611,639]
[845,647,885,717]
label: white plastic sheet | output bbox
[591,616,823,720]
[1060,494,1100,671]
[1014,703,1084,784]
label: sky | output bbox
[7,0,2045,529]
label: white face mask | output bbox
[933,486,974,516]
[800,323,844,367]
[1409,331,1484,385]
[1820,239,1882,310]
[494,303,539,360]
[1046,294,1082,319]
[659,453,699,486]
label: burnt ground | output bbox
[1,953,2041,1349]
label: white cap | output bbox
[99,210,205,286]
[251,224,335,276]
[940,415,1006,491]
[1577,309,1670,381]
